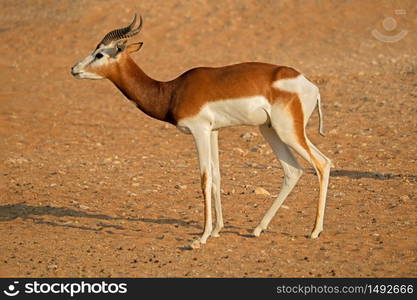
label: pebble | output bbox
[233,147,248,156]
[128,191,137,197]
[142,189,156,194]
[47,264,58,270]
[175,184,187,190]
[399,195,410,201]
[6,157,29,164]
[221,188,235,195]
[253,187,270,196]
[240,132,258,139]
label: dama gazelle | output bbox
[71,14,331,248]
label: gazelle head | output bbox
[71,14,143,80]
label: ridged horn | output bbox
[100,14,143,45]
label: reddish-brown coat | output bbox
[88,53,301,126]
[90,54,314,164]
[170,63,300,121]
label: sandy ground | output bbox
[0,0,416,277]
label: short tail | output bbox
[317,93,325,136]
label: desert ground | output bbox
[0,0,416,277]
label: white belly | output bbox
[177,96,271,133]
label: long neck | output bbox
[107,55,174,123]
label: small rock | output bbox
[128,191,137,197]
[400,195,409,201]
[47,264,58,270]
[175,184,187,190]
[240,132,258,139]
[253,187,270,196]
[221,189,235,195]
[79,204,89,210]
[233,147,248,156]
[6,157,29,164]
[142,189,155,194]
[260,149,272,155]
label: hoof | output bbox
[310,230,322,239]
[211,228,222,237]
[253,226,263,237]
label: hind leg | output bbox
[253,124,303,237]
[306,139,331,237]
[270,105,331,238]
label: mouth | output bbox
[70,68,103,80]
[71,63,83,77]
[71,69,82,78]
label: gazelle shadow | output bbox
[0,202,201,231]
[3,169,413,235]
[306,169,417,181]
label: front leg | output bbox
[190,127,213,249]
[210,130,224,237]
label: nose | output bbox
[71,65,78,76]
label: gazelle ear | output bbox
[127,42,143,53]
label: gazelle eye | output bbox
[95,53,103,59]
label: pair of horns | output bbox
[100,14,143,45]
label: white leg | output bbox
[190,127,213,248]
[281,136,330,238]
[298,88,331,236]
[271,121,331,239]
[307,140,331,238]
[254,125,303,237]
[210,130,224,237]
